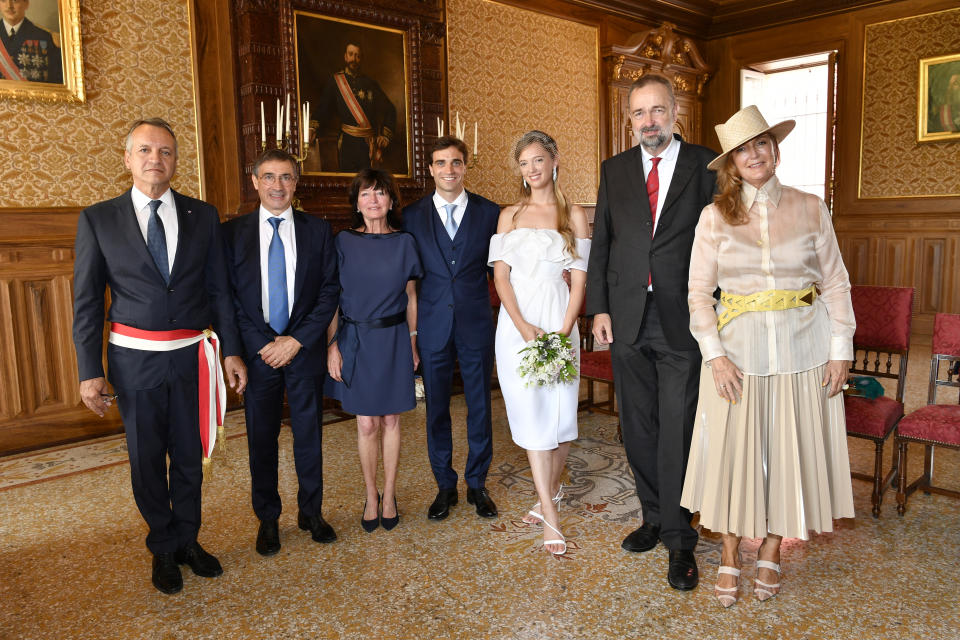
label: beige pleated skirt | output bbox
[680,363,855,540]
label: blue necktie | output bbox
[146,199,169,284]
[267,217,288,334]
[444,203,458,240]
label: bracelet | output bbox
[409,330,418,336]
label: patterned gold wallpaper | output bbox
[0,0,200,209]
[859,7,960,198]
[447,0,599,205]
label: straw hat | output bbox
[706,105,796,171]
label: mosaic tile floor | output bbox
[1,355,959,639]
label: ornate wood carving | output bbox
[601,22,712,158]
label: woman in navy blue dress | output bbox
[327,169,423,532]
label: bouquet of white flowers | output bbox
[516,332,578,388]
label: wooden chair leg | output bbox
[871,440,884,518]
[923,445,934,494]
[896,440,908,516]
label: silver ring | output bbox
[720,384,726,389]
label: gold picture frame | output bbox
[0,0,84,103]
[917,52,960,143]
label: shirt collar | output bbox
[3,18,24,34]
[640,134,680,164]
[131,186,174,213]
[432,189,468,212]
[740,175,782,209]
[259,205,294,225]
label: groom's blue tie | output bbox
[443,203,458,240]
[146,199,170,284]
[267,216,288,334]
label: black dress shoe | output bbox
[256,519,281,556]
[427,488,458,520]
[381,497,400,531]
[174,541,223,578]
[298,511,337,543]
[466,487,498,518]
[621,522,661,553]
[151,552,182,594]
[667,549,699,590]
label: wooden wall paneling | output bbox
[0,210,123,456]
[839,236,871,285]
[878,237,908,288]
[193,0,243,216]
[918,238,945,314]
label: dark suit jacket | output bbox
[585,137,717,349]
[72,189,241,389]
[0,18,62,83]
[402,191,499,353]
[221,209,338,378]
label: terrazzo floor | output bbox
[1,344,958,640]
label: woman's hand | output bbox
[327,343,343,382]
[518,322,544,343]
[411,336,420,371]
[822,360,850,397]
[710,356,744,404]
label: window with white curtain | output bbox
[741,52,835,203]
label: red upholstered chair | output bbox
[577,299,620,440]
[845,285,914,517]
[895,313,960,515]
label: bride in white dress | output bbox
[488,131,590,555]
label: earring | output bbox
[552,167,557,182]
[522,178,528,190]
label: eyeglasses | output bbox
[258,173,296,185]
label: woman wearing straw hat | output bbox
[680,105,856,606]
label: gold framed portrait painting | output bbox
[0,0,83,103]
[918,52,960,143]
[293,10,411,177]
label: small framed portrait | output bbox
[293,10,411,177]
[0,0,83,103]
[917,52,960,143]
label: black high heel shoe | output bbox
[361,494,380,533]
[381,497,400,531]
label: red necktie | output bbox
[647,157,661,286]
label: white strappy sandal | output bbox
[527,510,567,555]
[754,560,781,601]
[522,484,564,525]
[714,565,741,608]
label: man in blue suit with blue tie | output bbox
[403,136,500,520]
[73,118,247,594]
[222,149,340,555]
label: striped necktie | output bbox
[146,199,169,284]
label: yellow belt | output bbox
[716,285,818,332]
[342,123,374,138]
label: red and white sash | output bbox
[0,40,25,81]
[334,72,372,129]
[109,323,226,463]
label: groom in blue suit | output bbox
[403,136,500,520]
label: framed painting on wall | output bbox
[294,10,411,177]
[0,0,83,103]
[918,52,960,143]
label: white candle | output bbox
[439,119,444,137]
[475,122,479,155]
[455,111,461,139]
[302,104,307,144]
[276,99,282,143]
[260,101,265,145]
[436,116,440,136]
[305,102,311,143]
[285,93,291,136]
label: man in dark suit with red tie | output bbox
[586,75,717,591]
[221,149,339,555]
[73,118,247,594]
[402,136,500,521]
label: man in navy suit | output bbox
[586,75,716,591]
[402,136,500,520]
[221,149,339,555]
[73,118,247,594]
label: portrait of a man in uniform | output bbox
[295,12,411,176]
[0,0,63,84]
